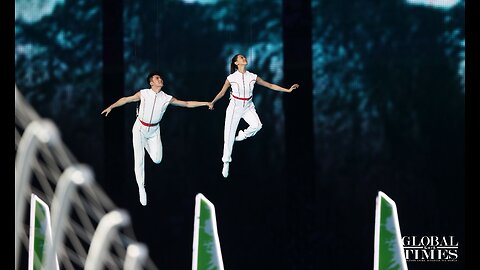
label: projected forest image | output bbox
[15,0,464,269]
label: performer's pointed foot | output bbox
[138,185,147,206]
[235,130,247,141]
[222,162,229,178]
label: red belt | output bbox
[231,94,252,101]
[139,119,159,127]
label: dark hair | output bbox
[146,71,161,86]
[230,54,241,74]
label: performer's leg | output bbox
[132,125,147,206]
[132,127,145,186]
[145,128,163,164]
[236,105,262,141]
[221,101,242,177]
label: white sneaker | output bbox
[138,185,147,206]
[222,162,229,178]
[235,130,247,141]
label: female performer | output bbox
[210,54,299,178]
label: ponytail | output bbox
[230,54,241,74]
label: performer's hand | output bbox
[208,102,214,110]
[101,107,111,117]
[288,84,300,92]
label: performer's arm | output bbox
[170,98,213,109]
[256,76,299,93]
[101,92,141,116]
[210,79,231,109]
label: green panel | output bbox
[378,196,402,270]
[197,199,219,270]
[33,200,48,270]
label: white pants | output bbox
[132,119,163,187]
[222,98,262,163]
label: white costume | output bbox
[132,89,172,205]
[222,70,263,177]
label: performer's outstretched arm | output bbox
[256,76,299,93]
[101,92,141,116]
[170,98,213,109]
[210,79,231,110]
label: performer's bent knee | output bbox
[152,156,162,164]
[254,123,263,132]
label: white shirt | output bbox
[227,70,258,99]
[137,89,172,124]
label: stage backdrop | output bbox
[15,0,464,269]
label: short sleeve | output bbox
[250,72,258,81]
[226,74,234,83]
[163,92,173,103]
